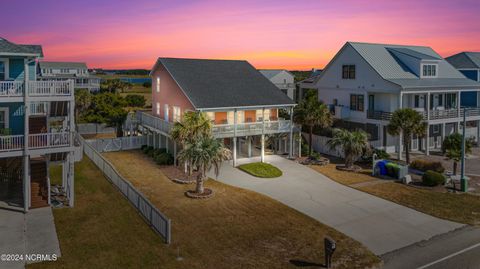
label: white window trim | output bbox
[173,106,181,122]
[156,102,160,115]
[0,58,10,80]
[156,77,160,93]
[421,63,438,78]
[0,107,9,129]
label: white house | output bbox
[312,42,480,158]
[259,69,296,100]
[38,61,100,92]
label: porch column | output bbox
[68,152,75,207]
[425,124,430,155]
[247,137,252,158]
[298,131,302,157]
[426,92,430,156]
[23,155,30,212]
[233,109,237,167]
[457,90,461,118]
[289,107,293,158]
[398,92,403,160]
[173,142,177,166]
[442,123,446,147]
[261,108,265,162]
[165,136,169,153]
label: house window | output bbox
[0,59,8,80]
[156,102,160,115]
[445,93,457,109]
[342,65,356,79]
[164,104,169,121]
[422,64,437,77]
[156,77,160,92]
[206,112,215,122]
[350,94,364,111]
[0,108,9,130]
[173,106,181,122]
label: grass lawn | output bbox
[102,150,379,268]
[310,162,480,225]
[120,85,152,108]
[238,162,283,178]
[28,156,175,269]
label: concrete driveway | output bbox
[209,155,464,255]
[0,208,61,269]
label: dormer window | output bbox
[422,64,437,78]
[342,65,355,79]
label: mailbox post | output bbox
[324,237,336,268]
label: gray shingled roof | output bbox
[39,61,88,69]
[0,37,43,57]
[446,52,480,69]
[157,58,295,109]
[348,42,479,88]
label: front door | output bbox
[368,95,375,112]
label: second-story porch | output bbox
[0,80,73,102]
[366,90,480,122]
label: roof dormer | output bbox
[387,47,441,78]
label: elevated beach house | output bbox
[312,42,480,158]
[38,61,100,92]
[0,37,76,212]
[259,69,296,100]
[136,58,299,166]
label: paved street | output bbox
[210,155,464,255]
[0,208,61,269]
[383,226,480,269]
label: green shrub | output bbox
[385,162,400,178]
[125,94,146,107]
[142,81,152,88]
[373,148,390,159]
[410,159,445,173]
[154,152,174,165]
[142,146,153,154]
[140,145,147,151]
[422,170,446,187]
[152,148,167,157]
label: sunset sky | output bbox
[2,0,480,70]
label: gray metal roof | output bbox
[446,52,480,69]
[39,61,88,69]
[347,42,476,89]
[387,47,441,60]
[389,78,480,89]
[258,69,293,80]
[0,37,43,57]
[157,58,295,109]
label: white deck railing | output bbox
[0,81,24,97]
[28,81,72,96]
[137,111,293,138]
[0,135,24,151]
[0,132,72,152]
[0,80,73,98]
[28,132,71,149]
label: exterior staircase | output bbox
[30,159,49,209]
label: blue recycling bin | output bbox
[376,160,390,176]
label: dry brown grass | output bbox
[309,164,378,186]
[100,150,379,269]
[310,162,480,226]
[81,133,117,139]
[358,182,480,225]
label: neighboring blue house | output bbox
[446,52,480,107]
[0,37,76,212]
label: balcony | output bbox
[0,81,73,100]
[136,111,295,138]
[367,107,480,121]
[0,132,72,153]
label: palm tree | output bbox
[442,133,473,175]
[171,111,212,174]
[387,108,427,164]
[294,90,332,157]
[178,136,231,194]
[327,129,369,169]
